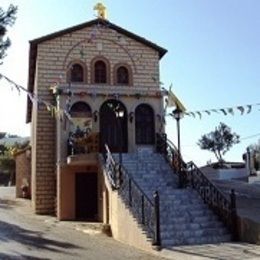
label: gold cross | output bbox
[94,3,107,19]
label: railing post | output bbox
[190,164,194,188]
[141,195,145,224]
[163,134,167,155]
[152,191,161,250]
[116,164,122,189]
[129,179,132,207]
[230,189,238,241]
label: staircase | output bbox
[113,148,231,247]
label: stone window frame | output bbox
[67,60,88,84]
[91,56,111,85]
[114,63,133,86]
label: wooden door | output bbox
[135,104,155,145]
[75,172,98,220]
[100,100,128,152]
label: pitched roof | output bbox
[26,18,167,123]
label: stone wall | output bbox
[32,23,163,214]
[15,149,31,198]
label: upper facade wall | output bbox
[36,24,161,92]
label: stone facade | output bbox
[28,19,167,215]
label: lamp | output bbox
[129,112,134,123]
[115,107,124,166]
[93,110,99,122]
[172,107,184,188]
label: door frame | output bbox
[99,99,128,152]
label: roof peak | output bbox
[29,18,167,58]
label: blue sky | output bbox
[1,0,259,165]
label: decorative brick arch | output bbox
[66,60,87,84]
[70,101,92,117]
[113,63,133,86]
[90,56,111,84]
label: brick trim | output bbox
[66,60,88,84]
[113,63,133,86]
[90,56,111,85]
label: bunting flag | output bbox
[0,73,73,124]
[220,109,227,116]
[183,102,260,119]
[237,106,245,115]
[0,73,165,128]
[2,72,259,123]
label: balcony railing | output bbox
[67,131,99,156]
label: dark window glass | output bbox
[117,66,129,85]
[71,64,84,82]
[70,102,92,117]
[135,104,155,145]
[95,61,107,83]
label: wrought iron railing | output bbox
[104,145,119,189]
[103,144,161,248]
[156,133,238,241]
[156,133,187,187]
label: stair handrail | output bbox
[156,133,238,240]
[103,144,161,248]
[104,144,118,189]
[156,133,186,182]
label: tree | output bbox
[0,132,7,155]
[248,139,260,171]
[198,122,240,163]
[0,4,17,64]
[0,132,6,139]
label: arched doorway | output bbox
[135,104,155,145]
[68,102,92,155]
[100,99,128,152]
[69,101,92,131]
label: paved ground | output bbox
[0,187,165,260]
[1,187,260,259]
[213,179,260,222]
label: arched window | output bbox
[117,66,129,85]
[135,104,155,145]
[95,60,107,83]
[71,64,84,82]
[70,102,92,118]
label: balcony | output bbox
[67,131,99,166]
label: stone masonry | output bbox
[29,19,166,214]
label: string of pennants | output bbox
[0,73,72,122]
[184,103,260,119]
[166,85,260,119]
[2,72,259,124]
[0,73,163,124]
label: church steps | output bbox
[112,149,232,247]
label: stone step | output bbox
[160,221,224,232]
[108,151,232,247]
[161,227,229,240]
[162,234,231,247]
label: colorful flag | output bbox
[167,85,186,112]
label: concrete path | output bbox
[0,187,165,260]
[213,179,260,222]
[1,187,260,259]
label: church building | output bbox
[27,6,166,219]
[26,4,235,250]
